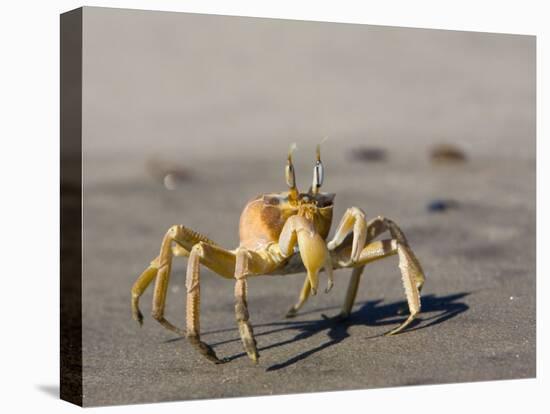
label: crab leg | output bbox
[331,215,425,335]
[338,216,426,335]
[353,238,423,334]
[331,239,399,318]
[340,265,365,318]
[185,242,235,363]
[327,207,368,263]
[130,227,188,335]
[131,227,194,334]
[131,244,190,324]
[365,216,425,291]
[233,248,260,363]
[285,277,312,318]
[131,256,160,325]
[323,207,370,319]
[131,225,233,338]
[149,230,187,335]
[388,242,424,335]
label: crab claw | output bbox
[296,230,332,296]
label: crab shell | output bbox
[238,191,335,251]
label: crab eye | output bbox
[285,163,296,188]
[311,142,324,195]
[286,143,298,190]
[313,160,323,188]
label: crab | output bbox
[131,144,426,364]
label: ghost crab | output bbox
[131,144,426,364]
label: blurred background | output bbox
[79,7,535,406]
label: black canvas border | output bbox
[60,7,83,407]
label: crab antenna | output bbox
[286,143,299,201]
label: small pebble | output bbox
[427,199,459,212]
[164,174,181,191]
[146,158,193,189]
[349,147,387,162]
[430,143,467,163]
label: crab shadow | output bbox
[200,292,470,371]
